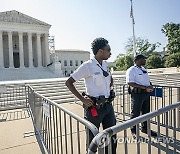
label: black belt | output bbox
[90,96,109,102]
[90,96,110,109]
[132,88,147,94]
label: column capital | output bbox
[27,32,32,36]
[18,31,23,35]
[8,31,13,35]
[44,33,49,37]
[36,33,41,37]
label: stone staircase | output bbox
[0,67,59,81]
[1,72,180,110]
[29,79,85,104]
[113,72,180,86]
[27,73,180,106]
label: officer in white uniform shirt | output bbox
[126,54,157,138]
[65,38,117,154]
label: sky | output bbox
[1,0,180,62]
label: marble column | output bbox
[36,33,42,67]
[8,31,14,68]
[28,32,33,67]
[18,32,24,68]
[44,33,50,66]
[0,31,4,68]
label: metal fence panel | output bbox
[88,102,180,154]
[113,84,180,128]
[0,84,27,111]
[27,85,99,154]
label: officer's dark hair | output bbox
[91,37,108,55]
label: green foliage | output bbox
[164,53,180,67]
[125,37,161,56]
[146,53,164,69]
[161,23,180,54]
[113,55,134,71]
[113,37,161,71]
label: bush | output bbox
[146,53,164,69]
[164,52,180,67]
[113,55,134,71]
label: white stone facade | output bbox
[0,10,51,68]
[55,49,90,76]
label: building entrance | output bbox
[13,53,20,68]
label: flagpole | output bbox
[130,0,137,57]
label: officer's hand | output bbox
[81,97,94,107]
[146,86,153,92]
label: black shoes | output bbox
[141,129,157,138]
[131,130,137,139]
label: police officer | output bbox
[126,54,157,138]
[65,37,117,154]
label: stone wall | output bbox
[113,67,180,75]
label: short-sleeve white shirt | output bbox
[126,65,151,86]
[71,58,111,98]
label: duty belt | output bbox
[82,90,115,109]
[132,88,147,93]
[90,96,110,109]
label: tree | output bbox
[161,23,180,54]
[125,37,161,57]
[113,37,161,71]
[146,53,164,69]
[113,55,134,71]
[164,53,180,67]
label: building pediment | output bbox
[0,10,51,26]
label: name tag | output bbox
[94,72,100,75]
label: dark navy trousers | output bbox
[131,92,150,131]
[84,103,117,154]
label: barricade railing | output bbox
[0,83,28,111]
[27,84,99,154]
[88,102,180,154]
[1,79,180,153]
[112,84,180,127]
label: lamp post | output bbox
[130,0,137,57]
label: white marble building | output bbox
[0,10,90,80]
[0,10,50,69]
[55,49,90,76]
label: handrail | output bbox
[26,84,34,91]
[35,91,99,136]
[88,101,180,153]
[114,83,180,88]
[27,84,99,136]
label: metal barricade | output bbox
[112,84,131,123]
[27,85,99,154]
[1,78,180,153]
[0,83,28,111]
[112,84,180,127]
[88,102,180,154]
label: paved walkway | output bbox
[0,103,179,154]
[0,109,42,154]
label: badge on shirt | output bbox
[94,72,101,75]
